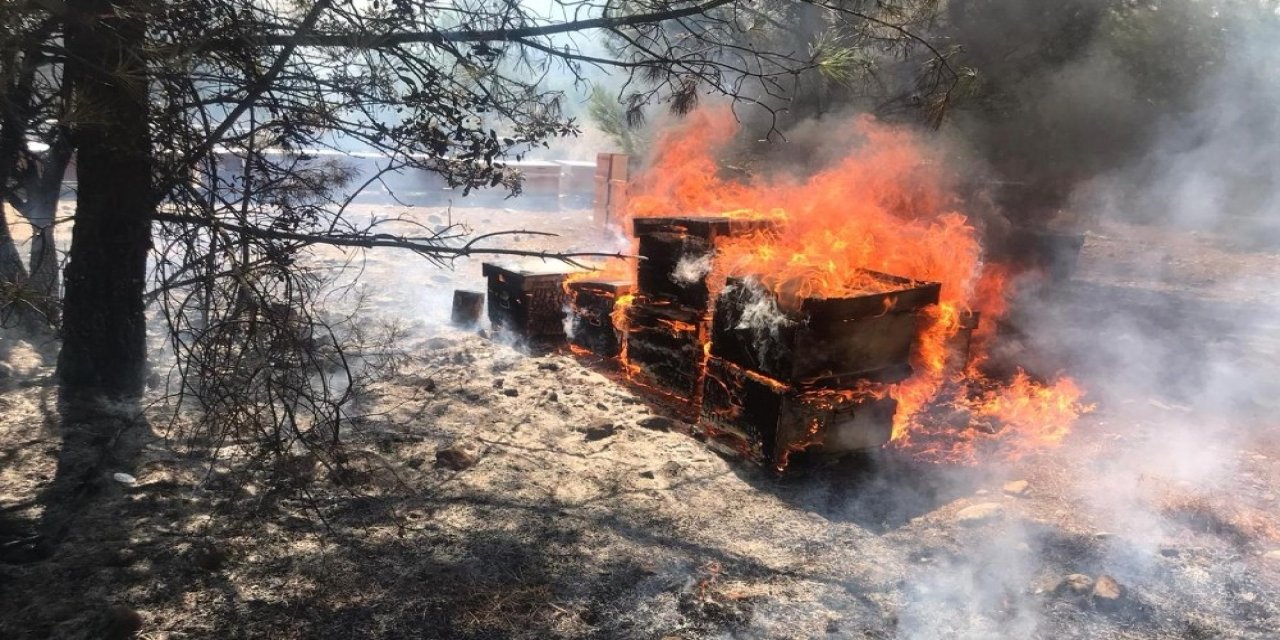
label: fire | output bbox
[618,105,1091,463]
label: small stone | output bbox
[639,470,656,479]
[1159,545,1180,558]
[477,328,490,339]
[637,416,676,432]
[493,378,505,389]
[1052,574,1094,596]
[538,361,561,372]
[502,388,519,397]
[191,544,228,572]
[547,391,559,402]
[1003,480,1030,496]
[1241,592,1257,603]
[1092,574,1124,606]
[406,457,425,470]
[101,605,143,640]
[112,472,138,486]
[583,421,617,442]
[955,503,1004,525]
[0,362,12,379]
[659,461,683,478]
[435,447,477,471]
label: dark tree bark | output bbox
[57,0,153,399]
[0,206,26,285]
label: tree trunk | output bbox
[0,205,27,285]
[57,0,153,400]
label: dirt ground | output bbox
[1,205,1279,639]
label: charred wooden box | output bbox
[633,216,777,309]
[482,263,569,342]
[623,298,707,401]
[701,357,897,467]
[567,280,633,358]
[710,273,941,385]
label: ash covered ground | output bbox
[2,205,1279,639]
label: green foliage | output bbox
[587,85,647,157]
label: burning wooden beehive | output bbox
[482,262,570,343]
[622,298,707,405]
[694,273,939,467]
[710,273,941,385]
[633,216,777,310]
[565,279,633,359]
[620,215,779,407]
[701,357,897,467]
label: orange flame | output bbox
[620,106,1090,462]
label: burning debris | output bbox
[477,109,1094,471]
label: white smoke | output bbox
[671,251,713,286]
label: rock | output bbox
[1159,545,1180,558]
[477,328,490,339]
[1092,574,1124,607]
[659,461,683,478]
[955,503,1004,525]
[538,361,561,372]
[639,470,656,479]
[406,456,425,470]
[502,388,519,397]
[1052,574,1094,596]
[191,543,228,572]
[547,391,559,402]
[637,416,677,432]
[1002,480,1030,496]
[435,447,477,471]
[493,378,505,389]
[0,362,12,379]
[583,421,617,442]
[112,472,138,487]
[101,604,143,640]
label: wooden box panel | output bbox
[623,299,707,400]
[701,357,897,467]
[710,273,941,384]
[483,263,569,341]
[567,280,633,358]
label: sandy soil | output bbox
[1,205,1279,639]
